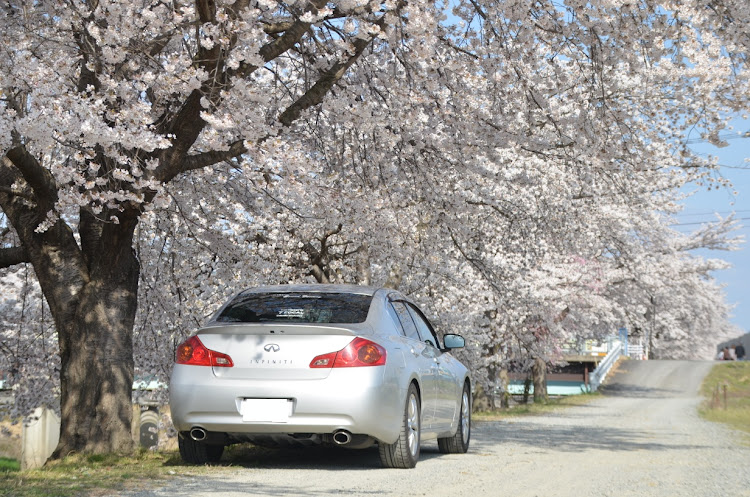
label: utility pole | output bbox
[649,296,656,360]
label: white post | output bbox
[21,407,60,470]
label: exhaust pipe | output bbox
[190,427,207,441]
[332,430,352,445]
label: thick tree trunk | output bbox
[50,220,140,457]
[522,375,531,404]
[51,247,139,456]
[499,368,510,409]
[532,357,548,403]
[0,172,141,456]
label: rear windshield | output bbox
[214,292,373,324]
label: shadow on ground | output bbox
[165,442,446,472]
[470,419,708,454]
[599,383,680,398]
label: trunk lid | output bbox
[196,323,369,380]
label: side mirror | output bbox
[443,334,465,350]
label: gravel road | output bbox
[121,360,750,497]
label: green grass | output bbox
[473,392,600,420]
[699,361,750,439]
[0,450,193,497]
[0,457,20,473]
[0,444,290,497]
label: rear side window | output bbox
[406,303,440,348]
[390,301,421,341]
[215,292,373,324]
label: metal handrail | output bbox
[589,340,623,392]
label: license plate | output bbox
[240,399,293,423]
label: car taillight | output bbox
[309,337,386,368]
[176,336,234,367]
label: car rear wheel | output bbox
[178,434,224,464]
[379,383,421,469]
[438,381,471,454]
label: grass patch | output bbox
[0,443,363,496]
[699,361,750,438]
[0,450,198,497]
[474,392,600,421]
[0,457,20,473]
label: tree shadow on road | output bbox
[599,382,681,398]
[470,419,709,454]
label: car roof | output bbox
[236,284,381,297]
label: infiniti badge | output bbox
[264,343,280,352]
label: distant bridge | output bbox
[508,336,644,395]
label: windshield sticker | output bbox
[277,308,305,318]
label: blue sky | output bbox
[678,118,750,334]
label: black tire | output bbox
[438,381,471,454]
[379,383,421,469]
[178,434,224,464]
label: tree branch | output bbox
[228,0,330,81]
[258,0,329,64]
[157,0,397,179]
[4,148,57,209]
[0,246,30,268]
[0,185,35,200]
[181,140,248,173]
[278,8,395,126]
[196,0,217,23]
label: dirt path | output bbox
[121,360,750,497]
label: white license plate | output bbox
[240,399,293,423]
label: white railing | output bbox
[589,340,623,392]
[628,344,645,360]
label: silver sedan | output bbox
[169,284,471,468]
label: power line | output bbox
[671,216,750,226]
[677,209,750,217]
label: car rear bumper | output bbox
[169,364,405,444]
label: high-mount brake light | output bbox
[309,337,386,368]
[176,336,234,367]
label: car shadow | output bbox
[165,442,445,471]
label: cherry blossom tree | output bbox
[1,0,748,455]
[1,0,418,456]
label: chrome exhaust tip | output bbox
[332,430,352,445]
[190,427,207,441]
